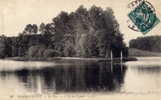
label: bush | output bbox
[28,45,46,57]
[0,42,5,58]
[0,39,6,58]
[43,49,60,57]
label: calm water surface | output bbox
[0,57,161,96]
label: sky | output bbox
[0,0,161,45]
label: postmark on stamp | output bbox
[127,0,160,34]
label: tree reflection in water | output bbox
[0,62,127,93]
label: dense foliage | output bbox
[0,5,128,58]
[129,36,161,52]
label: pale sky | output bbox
[0,0,161,45]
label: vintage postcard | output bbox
[0,0,161,100]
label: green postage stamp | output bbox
[128,0,160,34]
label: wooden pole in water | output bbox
[120,50,123,71]
[111,50,113,61]
[110,50,113,72]
[120,51,123,62]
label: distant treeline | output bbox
[130,36,161,52]
[0,5,128,58]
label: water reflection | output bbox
[0,62,127,93]
[135,66,161,73]
[123,59,161,93]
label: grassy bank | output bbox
[129,48,161,57]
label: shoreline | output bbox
[4,57,138,62]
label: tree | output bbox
[23,24,38,35]
[130,36,161,52]
[0,5,128,58]
[0,35,6,58]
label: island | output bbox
[0,5,136,62]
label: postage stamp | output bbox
[127,0,160,34]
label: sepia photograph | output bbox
[0,0,161,100]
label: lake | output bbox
[0,57,161,99]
